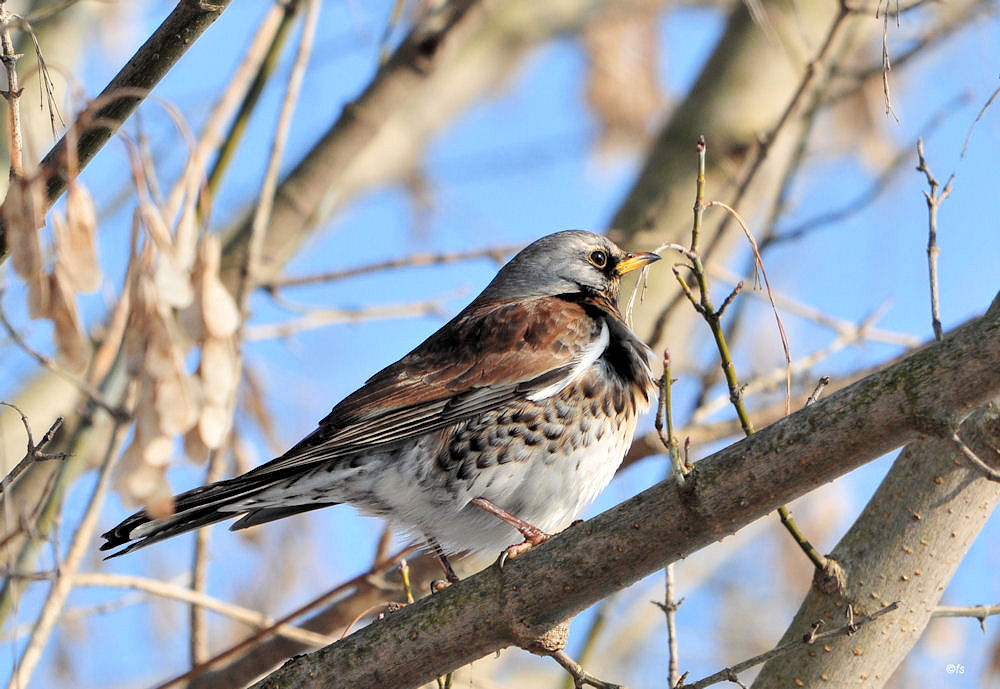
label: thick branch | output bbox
[0,0,232,262]
[250,294,1000,689]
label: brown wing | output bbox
[242,296,604,477]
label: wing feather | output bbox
[244,296,602,477]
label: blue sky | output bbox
[4,1,1000,687]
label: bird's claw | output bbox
[497,532,551,570]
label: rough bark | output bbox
[751,403,1000,687]
[247,295,1000,689]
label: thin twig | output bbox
[550,649,625,689]
[0,296,130,421]
[237,0,320,309]
[189,447,229,666]
[664,140,825,571]
[0,403,64,495]
[961,82,1000,158]
[933,603,1000,632]
[915,138,954,341]
[0,1,24,176]
[149,545,415,689]
[244,298,450,340]
[769,92,968,247]
[261,245,521,290]
[654,563,683,688]
[7,417,128,689]
[69,572,335,647]
[656,351,687,485]
[200,2,298,223]
[561,597,614,689]
[878,0,900,122]
[679,602,900,688]
[947,430,1000,482]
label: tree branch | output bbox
[248,293,1000,689]
[0,0,232,263]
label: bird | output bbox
[101,230,660,581]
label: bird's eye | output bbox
[589,250,608,268]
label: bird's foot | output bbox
[499,530,550,569]
[430,578,453,592]
[471,497,552,568]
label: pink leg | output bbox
[471,497,551,561]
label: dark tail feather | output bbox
[100,476,277,558]
[230,502,336,530]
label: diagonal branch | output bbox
[0,0,233,262]
[248,293,1000,689]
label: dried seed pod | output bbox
[48,266,89,372]
[4,176,45,280]
[198,402,231,449]
[60,182,101,293]
[183,425,211,464]
[155,372,199,436]
[199,336,237,406]
[196,236,240,338]
[154,250,194,308]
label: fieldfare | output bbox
[101,230,660,579]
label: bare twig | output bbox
[679,602,900,688]
[199,2,299,222]
[653,563,683,688]
[0,403,64,495]
[961,82,1000,157]
[0,300,129,421]
[933,603,1000,632]
[550,649,624,689]
[769,93,968,247]
[877,0,900,121]
[238,0,320,309]
[656,351,687,484]
[244,298,450,341]
[0,1,25,176]
[261,245,521,290]
[189,448,229,666]
[70,572,335,647]
[915,137,954,341]
[946,429,1000,483]
[665,140,823,570]
[6,416,127,689]
[151,545,414,689]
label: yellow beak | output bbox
[615,251,661,275]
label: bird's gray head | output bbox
[477,230,660,303]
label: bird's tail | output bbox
[100,473,334,557]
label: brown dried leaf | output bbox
[174,204,198,271]
[120,457,169,505]
[4,176,46,279]
[142,321,179,380]
[48,267,89,372]
[144,492,176,520]
[139,200,173,250]
[183,425,211,464]
[61,182,101,292]
[27,272,51,320]
[177,291,205,342]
